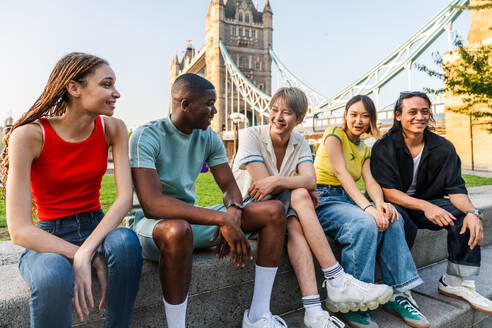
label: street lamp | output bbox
[229,112,247,157]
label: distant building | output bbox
[170,0,273,158]
[444,0,492,171]
[1,116,13,148]
[170,0,273,132]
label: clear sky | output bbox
[0,0,470,130]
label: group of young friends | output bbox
[3,52,490,328]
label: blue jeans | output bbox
[19,210,143,328]
[315,185,423,292]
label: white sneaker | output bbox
[303,310,345,328]
[242,310,288,328]
[438,277,492,314]
[323,274,393,313]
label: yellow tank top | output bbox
[314,126,371,185]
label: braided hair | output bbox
[1,53,107,213]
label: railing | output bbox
[296,102,447,140]
[268,45,327,112]
[269,0,468,116]
[317,0,468,113]
[219,40,271,139]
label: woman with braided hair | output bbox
[2,52,142,328]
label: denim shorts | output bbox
[243,189,298,219]
[131,204,257,262]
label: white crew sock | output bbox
[302,294,323,318]
[391,290,418,304]
[163,295,188,328]
[322,262,345,288]
[444,274,463,287]
[248,265,278,322]
[390,291,403,302]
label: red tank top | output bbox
[31,116,108,220]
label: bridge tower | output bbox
[170,0,273,143]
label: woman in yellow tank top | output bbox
[314,95,429,328]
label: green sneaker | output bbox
[383,292,430,328]
[340,311,378,328]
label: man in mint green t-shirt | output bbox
[130,73,287,328]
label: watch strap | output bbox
[228,201,244,211]
[467,209,483,220]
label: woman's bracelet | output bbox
[362,204,372,212]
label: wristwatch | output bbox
[467,209,483,220]
[227,201,244,211]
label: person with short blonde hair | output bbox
[269,87,309,118]
[233,88,393,328]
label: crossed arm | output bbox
[132,162,251,266]
[132,163,242,226]
[246,160,316,197]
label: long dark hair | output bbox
[390,91,434,132]
[343,95,380,138]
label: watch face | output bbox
[469,209,483,219]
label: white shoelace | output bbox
[328,315,345,328]
[396,295,422,316]
[262,314,287,328]
[311,312,345,328]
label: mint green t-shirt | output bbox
[129,116,227,206]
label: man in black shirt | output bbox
[371,91,491,314]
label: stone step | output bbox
[2,227,491,327]
[282,244,492,328]
[0,241,303,328]
[1,188,491,327]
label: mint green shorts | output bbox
[130,204,227,262]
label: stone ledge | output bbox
[1,190,491,327]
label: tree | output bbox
[416,0,492,132]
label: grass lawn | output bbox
[1,172,491,233]
[0,198,5,227]
[195,172,223,207]
[352,174,492,192]
[100,174,117,214]
[462,174,492,187]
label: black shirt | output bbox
[370,128,467,200]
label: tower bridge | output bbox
[170,0,469,158]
